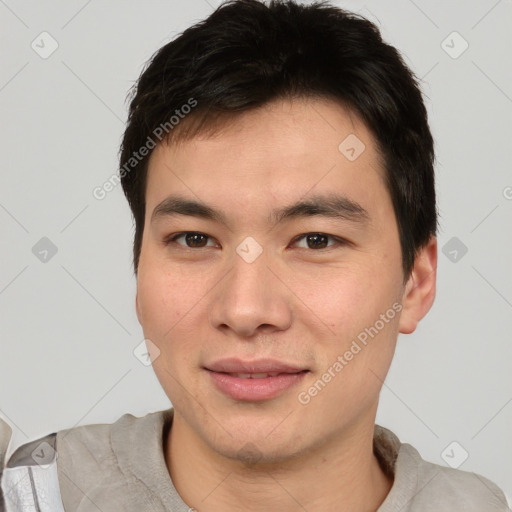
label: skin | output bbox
[135,97,437,512]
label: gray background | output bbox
[1,0,511,501]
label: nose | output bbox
[208,246,292,339]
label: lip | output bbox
[204,358,309,402]
[204,357,306,374]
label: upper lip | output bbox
[205,358,307,374]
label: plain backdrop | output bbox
[1,0,511,500]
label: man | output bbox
[1,0,509,510]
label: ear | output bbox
[135,291,142,325]
[398,236,437,334]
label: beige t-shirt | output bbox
[1,409,509,511]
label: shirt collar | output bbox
[112,408,418,511]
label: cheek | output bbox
[136,264,208,369]
[137,268,200,401]
[301,263,401,384]
[137,260,196,330]
[303,263,396,334]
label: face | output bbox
[136,97,423,463]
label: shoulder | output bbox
[2,409,174,512]
[6,411,130,470]
[388,435,509,510]
[374,425,510,511]
[410,445,508,509]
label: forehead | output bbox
[144,97,388,224]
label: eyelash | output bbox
[163,232,348,251]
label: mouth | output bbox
[219,372,296,379]
[204,358,309,401]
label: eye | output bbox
[291,233,347,250]
[164,231,348,251]
[164,232,218,249]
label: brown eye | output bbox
[165,232,216,248]
[306,233,328,249]
[185,233,208,247]
[292,233,343,250]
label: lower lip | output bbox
[207,370,308,401]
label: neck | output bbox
[165,409,393,512]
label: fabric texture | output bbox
[1,417,12,512]
[1,409,509,511]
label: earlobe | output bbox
[398,236,437,335]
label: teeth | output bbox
[231,372,280,379]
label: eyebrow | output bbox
[151,193,370,227]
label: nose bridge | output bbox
[234,242,276,295]
[209,241,292,336]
